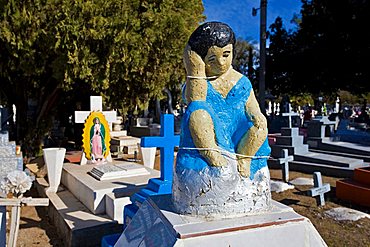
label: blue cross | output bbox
[141,114,180,193]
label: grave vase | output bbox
[138,144,156,169]
[43,148,66,193]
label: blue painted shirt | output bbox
[177,75,270,179]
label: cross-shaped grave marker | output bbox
[123,114,180,227]
[74,96,116,164]
[0,197,49,247]
[282,103,300,128]
[74,96,117,130]
[278,149,293,183]
[308,172,331,206]
[140,114,180,193]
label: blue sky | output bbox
[203,0,302,43]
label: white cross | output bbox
[282,103,299,128]
[0,198,49,247]
[278,149,293,183]
[308,172,331,206]
[74,96,117,130]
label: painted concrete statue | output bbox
[172,22,271,216]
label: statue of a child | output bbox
[172,22,271,216]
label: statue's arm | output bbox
[183,44,207,102]
[236,89,268,177]
[189,109,226,167]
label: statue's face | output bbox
[204,44,233,77]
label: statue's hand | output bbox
[203,150,227,167]
[237,158,251,178]
[183,44,206,77]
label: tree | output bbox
[267,0,370,99]
[266,16,296,96]
[0,0,204,156]
[233,38,258,85]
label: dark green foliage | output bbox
[0,0,204,155]
[266,0,370,97]
[233,38,258,85]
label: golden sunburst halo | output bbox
[82,111,111,160]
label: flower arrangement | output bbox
[0,170,35,198]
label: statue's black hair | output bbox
[188,22,236,59]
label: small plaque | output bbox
[89,162,150,181]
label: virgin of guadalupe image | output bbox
[90,117,106,163]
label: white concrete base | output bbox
[61,162,160,214]
[35,178,122,247]
[116,195,327,247]
[105,192,132,224]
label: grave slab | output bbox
[290,177,314,186]
[324,207,370,221]
[35,178,122,247]
[294,152,364,168]
[309,137,370,162]
[61,162,160,214]
[89,162,150,181]
[112,195,326,247]
[268,159,355,178]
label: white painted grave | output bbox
[60,163,159,215]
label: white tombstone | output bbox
[43,148,66,193]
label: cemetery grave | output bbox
[269,115,369,178]
[11,168,370,247]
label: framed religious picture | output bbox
[82,111,111,163]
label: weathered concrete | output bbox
[111,195,326,247]
[61,162,159,214]
[35,178,123,247]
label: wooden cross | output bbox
[282,103,299,128]
[0,197,49,247]
[74,96,117,130]
[307,172,331,206]
[278,149,293,183]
